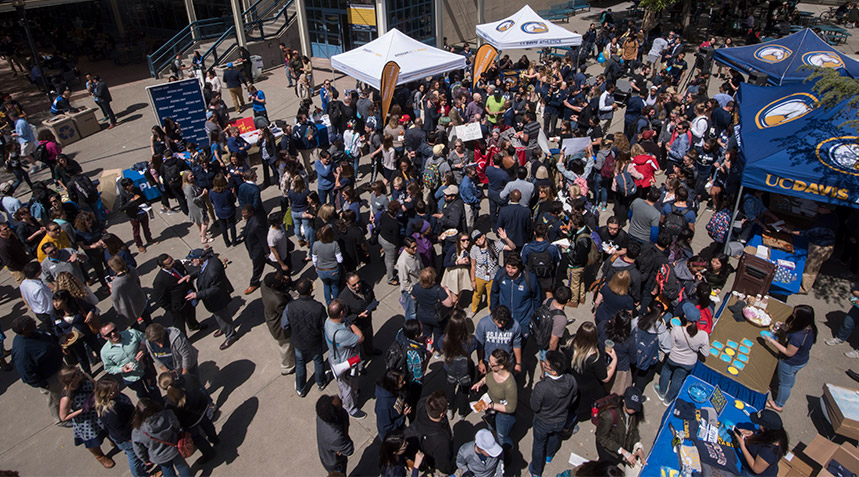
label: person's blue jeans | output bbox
[595,177,609,207]
[158,455,192,477]
[775,359,807,407]
[9,167,32,193]
[292,212,312,242]
[115,439,147,477]
[658,358,694,403]
[317,268,340,305]
[494,412,516,448]
[488,190,504,230]
[530,417,565,476]
[401,291,415,321]
[836,307,859,341]
[285,66,293,86]
[295,348,326,392]
[318,187,334,205]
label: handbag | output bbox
[144,430,196,458]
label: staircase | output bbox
[147,0,297,78]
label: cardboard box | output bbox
[822,384,859,440]
[778,449,816,477]
[803,435,859,477]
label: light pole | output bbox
[12,0,53,102]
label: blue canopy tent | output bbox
[714,28,859,85]
[736,80,859,208]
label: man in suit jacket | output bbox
[496,189,532,251]
[152,254,205,335]
[261,272,294,375]
[241,204,269,294]
[185,248,237,350]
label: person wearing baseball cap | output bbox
[185,247,238,350]
[594,386,645,468]
[735,409,787,475]
[456,429,504,476]
[656,300,709,404]
[433,184,465,247]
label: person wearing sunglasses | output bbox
[99,321,160,401]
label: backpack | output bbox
[32,143,48,165]
[526,248,554,279]
[530,301,565,351]
[655,263,683,304]
[328,101,343,124]
[71,175,98,203]
[591,393,621,426]
[662,204,688,238]
[633,326,660,370]
[384,340,407,374]
[575,229,600,267]
[162,159,183,186]
[422,162,441,191]
[615,170,637,197]
[706,208,731,243]
[599,150,616,179]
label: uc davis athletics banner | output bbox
[473,44,498,83]
[380,61,400,121]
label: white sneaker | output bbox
[826,338,845,346]
[846,350,859,359]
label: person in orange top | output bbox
[36,221,71,262]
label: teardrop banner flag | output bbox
[380,60,400,121]
[472,44,498,83]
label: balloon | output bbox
[597,52,606,63]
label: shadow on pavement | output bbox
[203,358,256,411]
[196,396,260,472]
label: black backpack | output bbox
[530,301,564,351]
[527,248,554,279]
[662,204,688,238]
[32,143,48,165]
[71,175,98,203]
[384,340,406,374]
[162,159,183,186]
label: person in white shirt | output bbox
[599,83,618,131]
[20,261,54,330]
[267,214,290,276]
[689,103,710,148]
[206,70,222,95]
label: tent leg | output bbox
[723,184,744,254]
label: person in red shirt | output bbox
[693,282,714,334]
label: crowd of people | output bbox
[1,4,857,477]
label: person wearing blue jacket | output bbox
[459,167,482,231]
[314,150,336,205]
[490,253,542,339]
[237,169,265,217]
[521,224,562,296]
[374,369,408,441]
[209,175,237,247]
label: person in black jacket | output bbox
[288,278,329,397]
[94,376,148,476]
[339,272,380,359]
[261,272,295,375]
[636,232,672,313]
[497,189,532,251]
[374,369,408,441]
[408,391,454,475]
[152,254,205,335]
[241,204,269,294]
[160,151,191,216]
[185,247,237,350]
[158,372,219,462]
[117,178,155,253]
[10,316,67,426]
[433,185,466,258]
[316,394,354,475]
[529,350,578,477]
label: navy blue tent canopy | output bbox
[714,28,859,85]
[737,80,859,208]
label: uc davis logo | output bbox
[802,51,845,69]
[57,124,77,141]
[816,136,859,176]
[754,92,818,129]
[521,21,548,34]
[496,20,514,32]
[754,45,792,63]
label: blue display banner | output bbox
[146,78,209,148]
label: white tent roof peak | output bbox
[476,5,582,50]
[330,29,466,90]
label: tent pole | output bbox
[723,184,744,254]
[477,0,485,46]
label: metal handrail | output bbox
[147,17,230,78]
[246,0,296,42]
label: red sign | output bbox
[228,117,256,133]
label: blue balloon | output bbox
[597,52,606,63]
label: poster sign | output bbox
[380,61,400,121]
[228,117,256,133]
[146,78,209,148]
[561,138,591,157]
[454,123,483,142]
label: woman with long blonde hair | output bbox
[183,170,212,244]
[593,270,634,343]
[158,372,218,461]
[95,376,148,476]
[55,271,98,307]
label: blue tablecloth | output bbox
[642,375,759,476]
[747,234,808,296]
[122,168,161,201]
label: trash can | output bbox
[68,107,100,138]
[42,115,80,146]
[251,55,263,80]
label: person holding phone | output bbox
[339,272,381,359]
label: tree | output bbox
[805,66,859,129]
[640,0,693,33]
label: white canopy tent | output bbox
[476,5,582,50]
[330,29,466,90]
